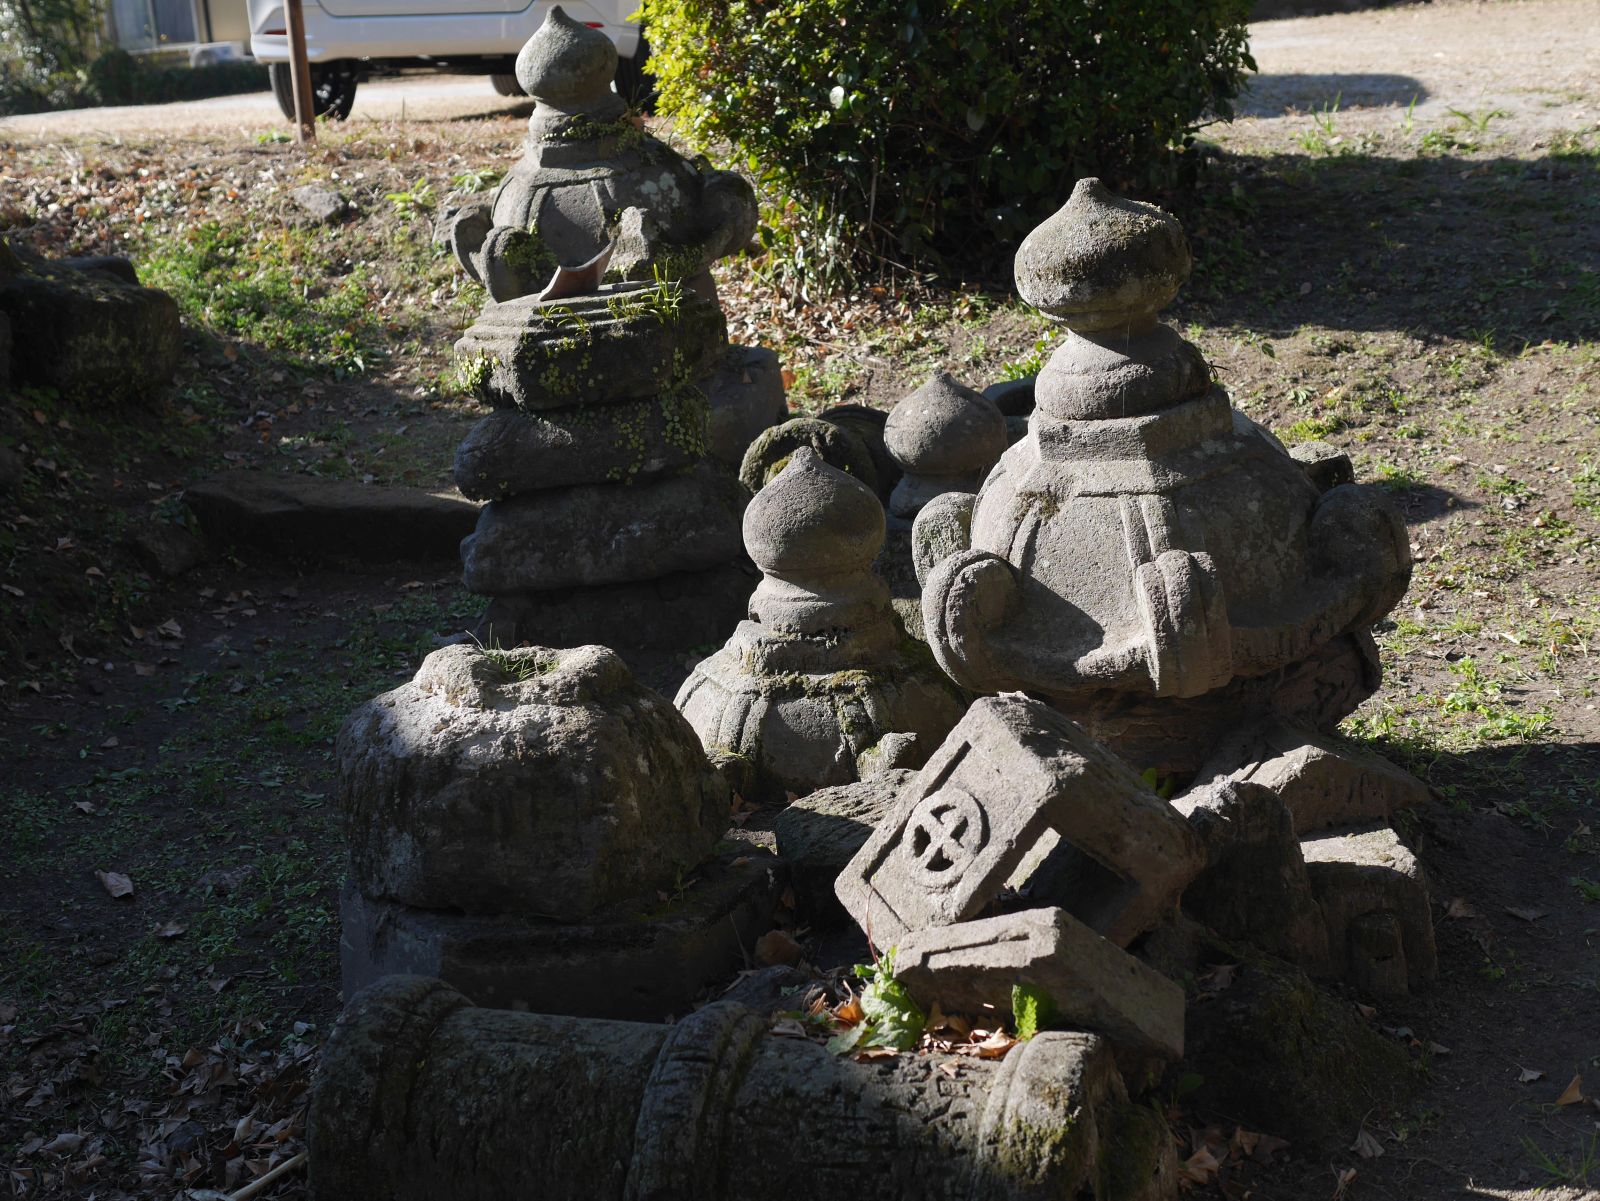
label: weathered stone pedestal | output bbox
[310,975,1178,1201]
[337,642,765,1017]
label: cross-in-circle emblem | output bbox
[903,787,986,887]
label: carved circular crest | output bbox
[903,787,987,888]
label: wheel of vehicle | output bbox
[490,73,525,97]
[612,35,655,113]
[268,62,359,122]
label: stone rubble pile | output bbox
[313,177,1438,1201]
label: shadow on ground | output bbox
[1238,72,1428,118]
[1173,147,1600,350]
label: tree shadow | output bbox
[1239,72,1427,118]
[1172,146,1600,349]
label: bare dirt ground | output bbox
[2,2,1599,1199]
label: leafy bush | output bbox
[643,0,1255,286]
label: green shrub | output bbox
[643,0,1256,286]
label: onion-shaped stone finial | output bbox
[1013,178,1191,334]
[884,372,1007,518]
[515,5,626,124]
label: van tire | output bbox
[269,61,359,122]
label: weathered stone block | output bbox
[473,560,757,653]
[894,908,1186,1061]
[460,463,746,594]
[337,853,773,1020]
[454,284,728,412]
[338,643,726,921]
[1301,824,1437,994]
[311,976,1175,1201]
[452,395,709,500]
[884,372,1006,518]
[1192,718,1431,835]
[738,416,878,495]
[185,470,479,563]
[835,694,1203,946]
[0,241,180,405]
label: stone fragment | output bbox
[185,471,478,563]
[917,179,1413,773]
[1191,718,1431,835]
[738,415,878,495]
[677,450,962,802]
[0,239,180,405]
[126,519,206,578]
[771,769,913,921]
[338,642,726,921]
[704,344,788,468]
[62,254,139,284]
[311,976,1174,1201]
[1301,824,1437,994]
[290,185,350,224]
[473,561,756,653]
[443,7,757,297]
[1289,439,1355,491]
[894,907,1186,1061]
[452,398,706,500]
[455,284,729,412]
[337,854,773,1019]
[1175,779,1330,972]
[817,403,900,502]
[460,463,746,594]
[835,694,1204,946]
[883,372,1006,518]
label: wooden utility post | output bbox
[285,0,317,142]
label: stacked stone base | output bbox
[339,853,775,1021]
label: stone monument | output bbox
[443,6,786,466]
[677,448,964,802]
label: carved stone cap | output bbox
[1013,178,1191,333]
[884,372,1007,477]
[743,447,885,580]
[516,6,626,127]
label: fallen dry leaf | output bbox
[972,1030,1017,1060]
[1555,1075,1585,1106]
[1518,1066,1545,1083]
[1180,1144,1221,1188]
[834,996,864,1025]
[154,922,187,939]
[1445,897,1479,920]
[1332,1166,1358,1200]
[1351,1128,1385,1158]
[1505,906,1548,922]
[96,870,134,899]
[753,929,802,967]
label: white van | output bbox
[247,0,647,120]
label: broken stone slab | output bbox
[0,239,180,405]
[338,643,727,921]
[1174,779,1330,973]
[454,284,729,412]
[894,907,1186,1062]
[472,560,757,653]
[185,470,479,563]
[835,694,1204,947]
[337,851,773,1020]
[460,463,747,594]
[704,344,788,468]
[771,769,913,922]
[311,975,1175,1201]
[1191,718,1431,836]
[452,395,709,500]
[1301,823,1438,995]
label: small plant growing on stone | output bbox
[826,950,924,1054]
